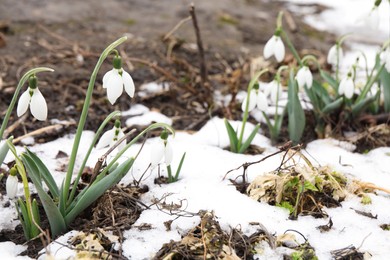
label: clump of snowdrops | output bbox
[0,36,185,239]
[226,2,390,152]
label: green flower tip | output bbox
[374,0,381,7]
[9,167,17,177]
[253,82,260,90]
[28,75,38,89]
[160,130,169,140]
[274,28,282,37]
[114,119,121,128]
[113,55,122,70]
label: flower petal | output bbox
[115,129,126,151]
[263,36,276,59]
[151,140,165,167]
[17,89,31,117]
[30,89,48,121]
[274,36,285,63]
[106,71,123,105]
[97,128,115,149]
[338,78,346,95]
[241,90,257,112]
[164,142,173,166]
[344,78,354,99]
[6,175,18,199]
[327,45,337,65]
[102,69,115,89]
[256,91,268,112]
[296,67,306,89]
[122,70,135,98]
[270,81,282,104]
[305,68,313,89]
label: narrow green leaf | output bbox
[65,158,134,225]
[320,70,338,91]
[238,124,260,154]
[21,154,67,237]
[224,119,238,153]
[16,199,30,240]
[31,199,41,238]
[0,137,12,166]
[288,70,305,143]
[174,152,187,181]
[25,149,59,198]
[380,65,390,112]
[352,94,378,118]
[321,97,343,114]
[304,181,318,192]
[311,80,331,105]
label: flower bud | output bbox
[6,168,18,199]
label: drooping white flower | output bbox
[327,44,343,67]
[380,47,390,73]
[16,76,47,121]
[241,88,268,112]
[151,131,173,168]
[296,66,313,89]
[263,35,285,63]
[265,80,283,104]
[6,169,18,199]
[103,55,135,105]
[96,120,126,152]
[338,73,355,99]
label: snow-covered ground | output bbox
[1,1,390,259]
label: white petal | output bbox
[164,142,173,166]
[327,45,337,65]
[304,68,313,89]
[241,90,257,112]
[96,128,115,149]
[122,70,135,98]
[151,140,165,167]
[102,69,115,89]
[115,130,126,151]
[270,81,282,104]
[274,36,285,62]
[30,89,47,121]
[17,89,31,117]
[263,36,276,59]
[296,67,306,89]
[256,91,268,112]
[344,78,355,99]
[106,71,123,105]
[261,82,272,98]
[6,175,18,199]
[338,78,346,95]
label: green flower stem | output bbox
[62,36,127,211]
[167,165,173,183]
[238,69,269,150]
[0,67,54,139]
[335,34,351,82]
[280,29,302,66]
[276,11,284,29]
[355,63,385,104]
[67,111,121,205]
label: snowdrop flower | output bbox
[151,130,173,168]
[103,55,135,105]
[338,72,355,99]
[296,66,313,89]
[17,75,47,121]
[96,119,126,152]
[381,47,390,73]
[241,85,268,112]
[265,80,283,104]
[327,44,343,67]
[6,168,18,199]
[263,34,285,63]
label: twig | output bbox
[3,113,28,138]
[189,3,208,88]
[163,16,192,41]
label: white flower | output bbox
[265,80,283,104]
[263,35,285,63]
[103,55,135,105]
[338,74,355,99]
[17,86,47,121]
[296,66,313,89]
[6,174,18,199]
[327,45,343,67]
[151,135,173,168]
[381,48,390,73]
[96,121,126,152]
[241,88,268,112]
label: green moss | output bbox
[123,18,136,26]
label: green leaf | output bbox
[351,94,378,118]
[238,124,260,153]
[65,157,134,225]
[31,199,41,238]
[224,119,238,153]
[304,180,318,192]
[277,201,294,213]
[16,198,30,240]
[311,80,332,106]
[321,97,343,114]
[0,137,12,166]
[21,153,67,237]
[25,149,59,198]
[380,65,390,112]
[174,152,187,181]
[320,70,338,91]
[287,70,305,143]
